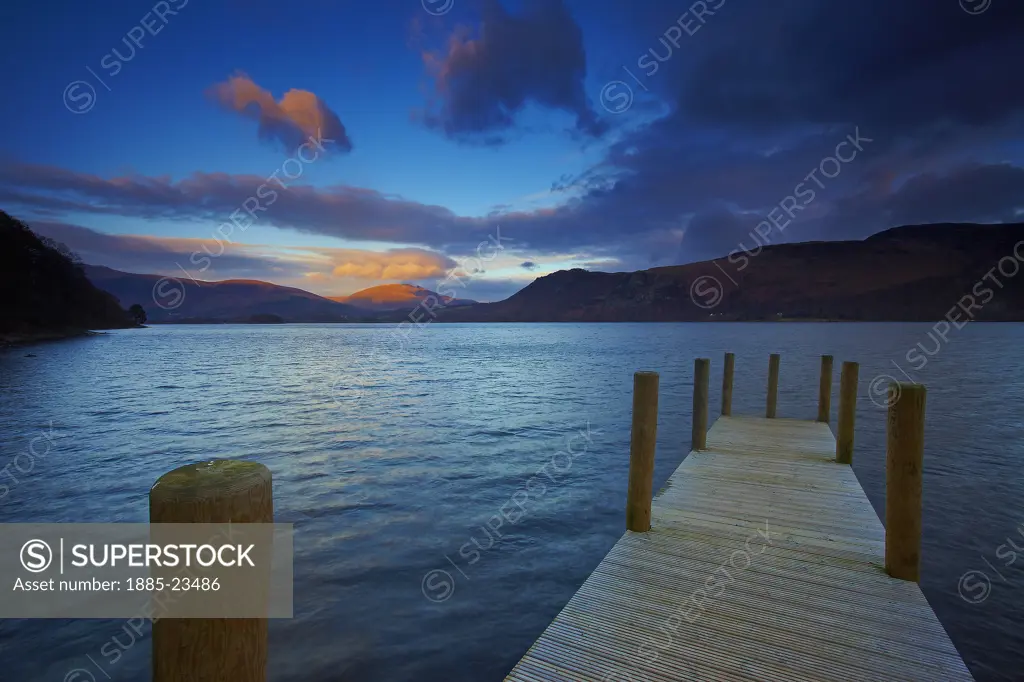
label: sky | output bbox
[1,0,1023,302]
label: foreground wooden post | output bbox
[151,460,274,682]
[692,358,710,451]
[721,352,735,416]
[885,383,926,582]
[836,362,859,464]
[626,372,659,532]
[817,355,833,423]
[766,354,780,418]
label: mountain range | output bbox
[74,222,1024,324]
[82,266,476,323]
[436,223,1024,322]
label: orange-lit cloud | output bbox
[208,73,353,152]
[325,248,455,280]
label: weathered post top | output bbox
[151,459,273,523]
[150,459,273,682]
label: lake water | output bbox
[0,323,1022,681]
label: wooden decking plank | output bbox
[556,587,970,680]
[505,416,974,681]
[575,572,972,672]
[595,549,954,622]
[654,505,885,548]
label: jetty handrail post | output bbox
[885,382,926,582]
[817,355,834,423]
[626,371,659,532]
[150,460,274,682]
[836,361,859,464]
[721,352,735,416]
[692,358,710,451]
[766,353,781,418]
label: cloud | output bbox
[20,218,523,301]
[3,0,1022,307]
[5,141,1024,278]
[326,248,456,280]
[677,207,763,265]
[7,0,1024,278]
[420,0,606,143]
[520,261,537,270]
[24,220,314,280]
[208,73,353,153]
[879,164,1024,226]
[0,161,482,250]
[434,276,523,303]
[670,0,1024,137]
[20,220,460,290]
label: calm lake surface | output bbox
[1,322,1022,681]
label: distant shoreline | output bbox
[0,326,147,348]
[0,329,101,347]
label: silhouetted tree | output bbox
[0,210,131,333]
[128,304,147,325]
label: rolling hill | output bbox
[437,223,1024,322]
[83,266,367,323]
[328,283,476,311]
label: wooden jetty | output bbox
[505,354,974,682]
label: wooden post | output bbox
[150,460,273,682]
[626,372,659,532]
[885,382,926,582]
[836,361,859,464]
[817,355,833,423]
[766,353,780,418]
[692,358,710,451]
[721,352,735,416]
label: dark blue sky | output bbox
[2,0,1022,300]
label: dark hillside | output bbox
[0,211,133,338]
[438,223,1024,322]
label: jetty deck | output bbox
[505,357,974,681]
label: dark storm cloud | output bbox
[882,164,1024,226]
[674,0,1024,135]
[831,163,1024,233]
[570,0,1024,263]
[421,0,606,143]
[676,207,764,265]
